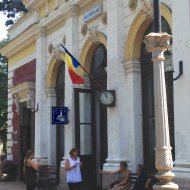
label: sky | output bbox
[0,12,8,40]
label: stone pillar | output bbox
[122,59,143,169]
[46,88,57,165]
[62,5,78,160]
[105,0,126,171]
[144,32,178,190]
[59,6,79,190]
[35,27,48,161]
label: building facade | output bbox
[0,0,190,189]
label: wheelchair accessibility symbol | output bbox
[52,107,69,124]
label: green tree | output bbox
[0,41,8,153]
[0,0,28,26]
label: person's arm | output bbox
[117,171,131,186]
[65,159,77,171]
[99,169,120,175]
[145,178,151,190]
[28,159,38,171]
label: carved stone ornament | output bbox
[63,35,66,45]
[140,0,153,16]
[155,147,173,171]
[88,29,97,44]
[48,43,54,54]
[143,32,172,52]
[128,0,138,11]
[81,24,88,36]
[102,11,107,25]
[52,44,64,60]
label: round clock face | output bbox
[99,90,115,106]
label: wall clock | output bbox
[98,90,116,107]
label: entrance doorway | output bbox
[19,102,34,179]
[74,44,107,189]
[141,17,174,174]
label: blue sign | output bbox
[52,107,69,125]
[84,4,102,23]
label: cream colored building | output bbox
[0,0,190,189]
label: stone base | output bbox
[56,166,68,190]
[153,182,178,190]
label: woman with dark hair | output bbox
[132,164,148,190]
[24,150,38,190]
[99,161,131,190]
[65,148,82,190]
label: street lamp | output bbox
[143,0,178,190]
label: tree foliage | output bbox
[0,39,8,153]
[0,0,28,26]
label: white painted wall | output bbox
[172,0,190,178]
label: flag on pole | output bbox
[60,44,85,84]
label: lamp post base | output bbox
[153,182,178,190]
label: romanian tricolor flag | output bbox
[60,44,84,84]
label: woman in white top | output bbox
[65,148,82,190]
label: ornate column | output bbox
[144,32,178,190]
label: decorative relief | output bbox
[48,43,54,54]
[155,147,173,171]
[52,44,64,60]
[81,24,88,36]
[143,32,172,52]
[63,35,66,45]
[102,11,107,25]
[88,29,97,44]
[140,0,153,16]
[128,0,138,11]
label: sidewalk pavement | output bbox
[0,180,26,190]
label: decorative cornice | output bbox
[22,0,45,10]
[0,25,37,57]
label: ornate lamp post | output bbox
[143,0,178,190]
